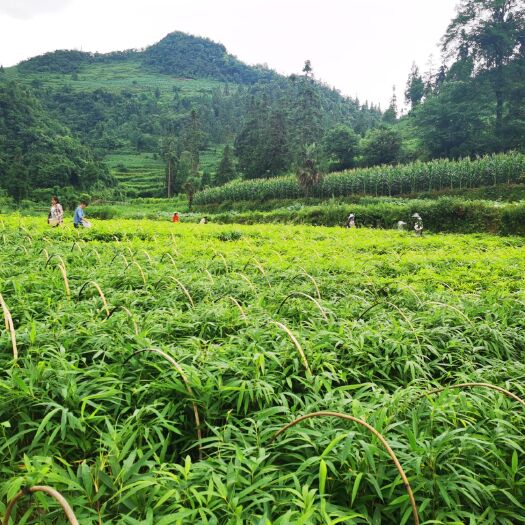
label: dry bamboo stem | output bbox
[3,485,80,525]
[78,281,110,317]
[58,264,71,300]
[0,293,17,360]
[271,321,311,374]
[272,411,419,525]
[276,291,328,322]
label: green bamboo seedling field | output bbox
[1,217,525,524]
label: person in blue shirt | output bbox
[74,200,89,228]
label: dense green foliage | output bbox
[1,0,523,202]
[0,80,114,200]
[4,33,380,198]
[197,197,525,236]
[195,152,525,205]
[1,218,525,523]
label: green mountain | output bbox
[0,31,381,199]
[0,79,114,201]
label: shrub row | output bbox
[207,198,525,236]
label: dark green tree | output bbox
[215,145,237,186]
[442,0,525,138]
[382,86,398,124]
[322,125,359,171]
[405,63,425,109]
[361,126,403,166]
[296,145,323,197]
[160,136,178,197]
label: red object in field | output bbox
[172,213,180,223]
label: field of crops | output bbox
[1,216,525,524]
[195,152,525,206]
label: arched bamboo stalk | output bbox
[416,382,525,411]
[276,291,328,322]
[272,411,419,525]
[0,293,17,361]
[106,306,139,336]
[110,252,129,266]
[243,258,272,288]
[426,301,474,327]
[271,321,311,374]
[160,252,177,266]
[126,348,202,458]
[45,253,66,269]
[169,277,195,308]
[77,281,110,317]
[203,268,215,284]
[71,241,82,253]
[235,272,256,292]
[58,263,71,300]
[141,250,153,264]
[211,252,229,272]
[298,267,322,301]
[385,302,421,350]
[125,260,147,285]
[357,300,384,321]
[3,485,80,525]
[227,296,247,321]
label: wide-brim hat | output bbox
[412,213,421,219]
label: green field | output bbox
[1,217,525,523]
[4,60,223,98]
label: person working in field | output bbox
[412,213,423,236]
[48,195,63,227]
[172,211,180,223]
[345,213,356,228]
[74,200,91,228]
[199,216,208,224]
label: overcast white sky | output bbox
[0,0,458,109]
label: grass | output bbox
[4,60,223,99]
[0,216,525,523]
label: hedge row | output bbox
[207,198,525,236]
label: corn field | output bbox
[1,217,525,524]
[195,152,525,205]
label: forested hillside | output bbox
[0,31,381,200]
[0,79,114,200]
[0,0,524,203]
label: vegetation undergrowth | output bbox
[1,216,525,524]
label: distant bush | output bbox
[206,197,524,235]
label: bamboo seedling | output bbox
[276,291,328,322]
[169,277,195,308]
[3,485,80,525]
[78,281,110,317]
[126,348,202,458]
[272,411,419,525]
[416,382,525,411]
[271,320,311,375]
